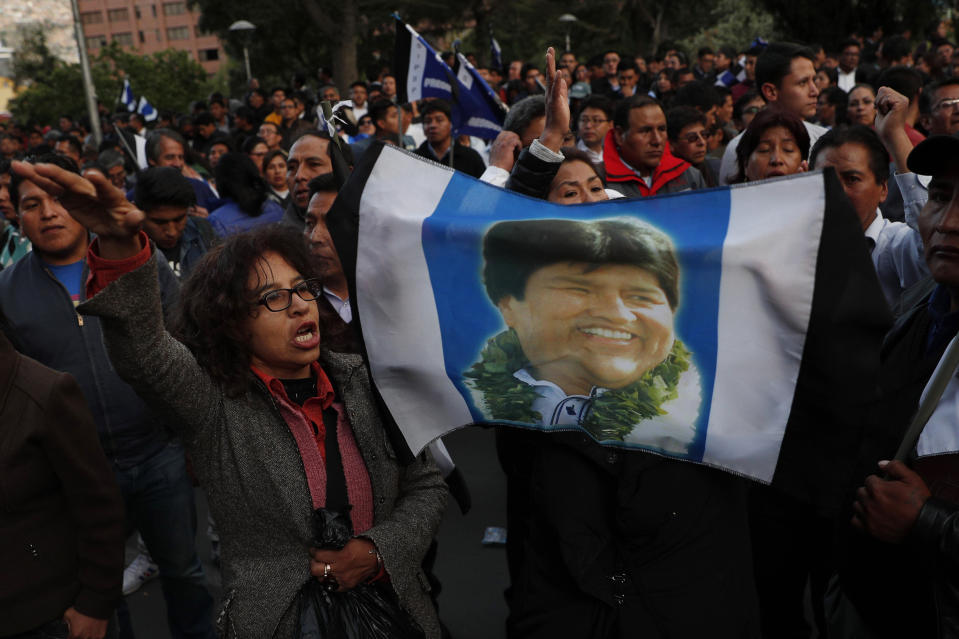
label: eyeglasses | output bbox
[742,106,763,115]
[934,98,959,112]
[578,116,610,126]
[256,279,323,312]
[681,131,708,143]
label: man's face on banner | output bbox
[498,262,675,396]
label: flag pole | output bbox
[894,333,959,461]
[68,0,102,145]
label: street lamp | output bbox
[228,20,256,84]
[558,14,578,53]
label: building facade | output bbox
[77,0,224,75]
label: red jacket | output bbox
[603,130,704,197]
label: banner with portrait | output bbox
[328,142,892,491]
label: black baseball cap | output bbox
[907,132,959,175]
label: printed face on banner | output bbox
[427,215,710,456]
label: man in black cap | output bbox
[839,129,959,638]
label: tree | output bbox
[9,37,211,125]
[677,0,780,58]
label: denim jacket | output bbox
[0,248,180,468]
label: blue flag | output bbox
[327,142,893,508]
[453,52,509,122]
[136,96,158,122]
[393,16,505,140]
[119,79,136,112]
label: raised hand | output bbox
[874,86,914,173]
[11,161,144,259]
[541,46,570,153]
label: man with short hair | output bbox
[919,78,959,137]
[54,134,82,167]
[480,95,547,186]
[143,129,217,213]
[603,95,705,197]
[381,74,397,101]
[840,129,959,639]
[575,95,614,163]
[97,149,128,190]
[616,59,641,98]
[208,96,231,134]
[810,124,927,309]
[264,86,287,126]
[720,42,827,184]
[318,84,340,104]
[278,96,315,150]
[192,113,217,151]
[694,47,716,81]
[135,166,217,280]
[672,80,722,127]
[304,173,350,322]
[591,50,621,96]
[559,52,578,74]
[349,81,369,119]
[837,38,868,92]
[0,154,215,639]
[414,100,486,178]
[257,120,283,151]
[285,131,333,228]
[350,98,403,163]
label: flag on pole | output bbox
[136,96,158,122]
[327,142,894,508]
[393,16,505,140]
[490,34,503,71]
[119,79,136,112]
[453,52,509,119]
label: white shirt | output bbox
[837,68,857,93]
[576,138,603,163]
[718,120,829,185]
[863,208,927,309]
[323,287,352,323]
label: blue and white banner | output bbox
[119,79,136,112]
[136,96,158,122]
[393,17,505,140]
[329,143,891,493]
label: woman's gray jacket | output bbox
[78,255,448,638]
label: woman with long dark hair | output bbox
[9,160,448,639]
[207,152,284,236]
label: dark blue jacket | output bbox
[0,249,180,469]
[171,215,216,280]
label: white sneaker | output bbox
[123,552,159,595]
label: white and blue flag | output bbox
[119,79,136,112]
[136,95,158,122]
[393,16,505,140]
[327,142,894,508]
[490,35,503,71]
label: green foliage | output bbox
[677,0,780,56]
[10,36,211,125]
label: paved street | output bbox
[124,427,510,639]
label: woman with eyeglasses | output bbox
[9,160,448,639]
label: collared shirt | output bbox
[864,207,927,309]
[576,138,603,164]
[514,368,600,426]
[324,287,352,323]
[838,68,857,92]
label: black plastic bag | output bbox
[295,507,425,639]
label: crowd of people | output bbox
[2,15,959,639]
